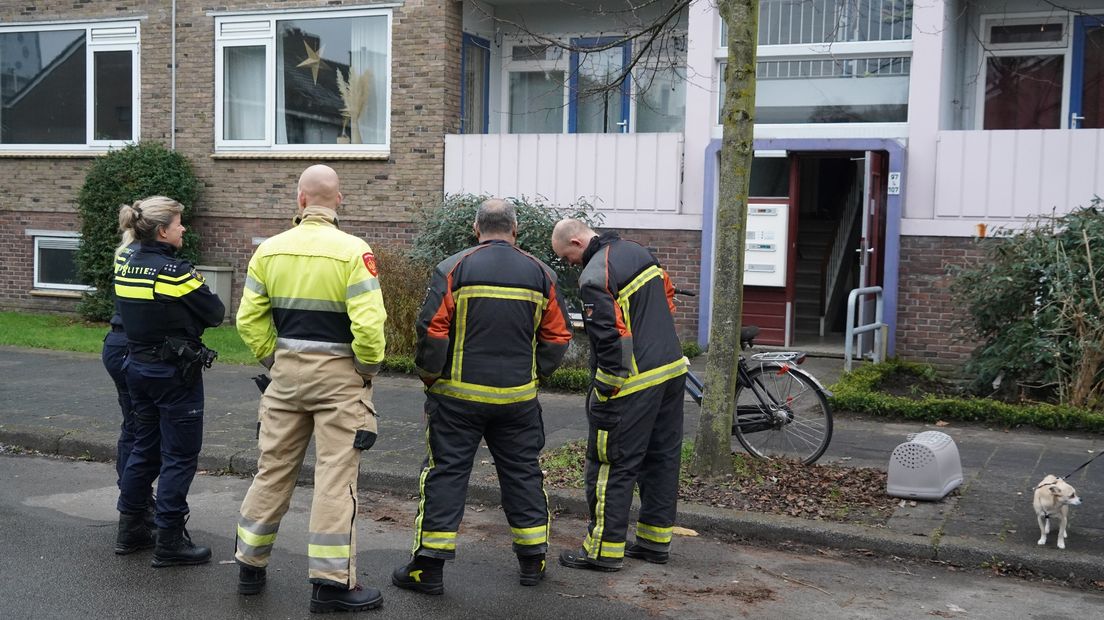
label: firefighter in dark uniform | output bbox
[113,196,225,567]
[392,199,573,594]
[551,219,687,571]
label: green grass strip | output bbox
[0,311,594,391]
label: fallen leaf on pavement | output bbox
[672,526,699,537]
[935,420,950,427]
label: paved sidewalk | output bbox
[1,346,1101,583]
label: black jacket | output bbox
[114,242,224,351]
[415,239,572,404]
[579,232,685,399]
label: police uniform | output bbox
[114,241,224,541]
[568,231,687,569]
[403,240,572,574]
[102,242,139,488]
[234,205,387,590]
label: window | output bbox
[461,34,490,134]
[32,233,90,291]
[0,22,139,149]
[979,17,1068,130]
[504,42,566,134]
[717,1,913,125]
[215,8,392,154]
[501,36,686,135]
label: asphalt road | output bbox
[3,452,1101,619]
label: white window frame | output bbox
[975,13,1074,130]
[0,20,140,152]
[29,231,92,291]
[214,8,393,155]
[500,37,570,134]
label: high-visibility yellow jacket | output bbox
[236,206,387,372]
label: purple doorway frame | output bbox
[698,137,906,356]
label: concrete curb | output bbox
[3,425,1100,584]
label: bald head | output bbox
[551,218,597,265]
[297,164,342,210]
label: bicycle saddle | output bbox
[741,326,760,348]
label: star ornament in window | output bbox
[297,41,328,85]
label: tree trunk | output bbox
[690,0,758,477]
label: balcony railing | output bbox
[933,129,1104,221]
[443,133,684,215]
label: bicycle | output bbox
[675,289,833,465]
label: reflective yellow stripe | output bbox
[636,522,673,544]
[456,285,545,304]
[598,540,624,558]
[616,265,663,305]
[115,284,154,300]
[428,378,538,404]
[412,425,435,555]
[308,544,350,559]
[595,368,626,389]
[596,429,609,464]
[611,357,689,399]
[588,444,612,560]
[236,525,277,547]
[452,296,469,380]
[511,525,548,545]
[420,531,457,550]
[154,277,203,298]
[157,271,194,283]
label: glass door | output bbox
[569,38,630,133]
[1070,15,1104,129]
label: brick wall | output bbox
[617,227,703,342]
[0,0,462,311]
[895,236,988,373]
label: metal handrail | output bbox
[844,286,886,372]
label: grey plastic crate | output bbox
[886,431,963,500]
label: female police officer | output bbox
[113,196,225,567]
[104,220,150,553]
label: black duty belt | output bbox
[111,325,125,333]
[127,348,164,364]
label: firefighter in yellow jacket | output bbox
[234,165,387,614]
[392,199,573,595]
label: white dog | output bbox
[1033,475,1082,549]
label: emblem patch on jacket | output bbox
[362,251,379,276]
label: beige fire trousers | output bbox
[234,350,378,588]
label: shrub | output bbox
[831,360,1104,432]
[375,247,431,357]
[951,202,1104,409]
[410,194,603,301]
[682,341,703,359]
[75,142,200,321]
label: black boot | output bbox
[151,523,211,568]
[624,543,669,564]
[309,583,383,613]
[391,556,444,595]
[238,562,267,595]
[114,512,154,555]
[518,554,546,586]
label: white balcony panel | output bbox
[444,133,684,216]
[926,129,1104,233]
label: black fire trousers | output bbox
[411,393,549,560]
[582,373,686,563]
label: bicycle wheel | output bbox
[733,363,833,465]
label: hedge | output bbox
[830,360,1104,432]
